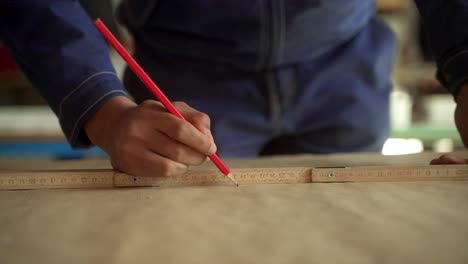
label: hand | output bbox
[84,96,217,177]
[455,83,468,147]
[430,84,468,165]
[431,154,468,165]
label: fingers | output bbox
[141,101,217,155]
[157,115,217,155]
[430,154,468,165]
[140,100,212,133]
[145,129,209,166]
[112,147,188,178]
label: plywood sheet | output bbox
[1,152,468,263]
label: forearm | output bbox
[414,0,468,98]
[0,0,127,147]
[455,83,468,146]
[414,1,468,148]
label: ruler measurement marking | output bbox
[1,165,468,190]
[115,168,310,188]
[311,165,468,182]
[0,170,116,190]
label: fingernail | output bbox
[208,143,217,155]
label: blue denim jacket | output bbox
[1,0,467,148]
[118,0,374,71]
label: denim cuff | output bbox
[437,48,468,100]
[58,72,128,148]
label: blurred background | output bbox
[0,0,462,159]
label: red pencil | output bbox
[94,19,238,186]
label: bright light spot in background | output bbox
[432,138,454,153]
[382,138,424,155]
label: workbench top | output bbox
[1,152,467,264]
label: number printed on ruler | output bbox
[1,165,468,190]
[234,168,310,184]
[115,167,312,187]
[0,170,115,190]
[311,165,468,182]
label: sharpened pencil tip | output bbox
[226,173,239,186]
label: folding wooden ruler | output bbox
[1,165,468,190]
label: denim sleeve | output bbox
[415,0,468,98]
[0,0,128,148]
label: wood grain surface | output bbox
[1,152,468,264]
